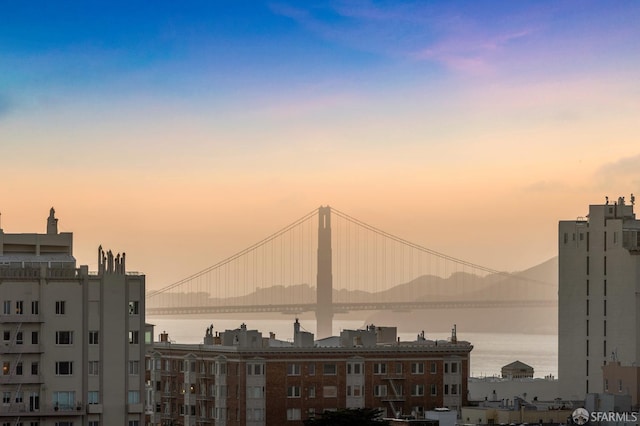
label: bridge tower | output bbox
[316,206,333,338]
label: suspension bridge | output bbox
[146,206,556,337]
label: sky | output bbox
[1,1,639,291]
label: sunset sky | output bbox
[1,1,639,291]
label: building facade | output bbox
[559,196,640,399]
[602,361,640,409]
[145,321,472,425]
[0,209,146,425]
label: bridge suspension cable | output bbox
[147,208,318,298]
[331,207,554,287]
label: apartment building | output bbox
[559,195,640,399]
[0,209,146,425]
[145,320,472,425]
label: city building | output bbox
[558,195,640,399]
[0,209,146,425]
[500,360,534,379]
[602,361,640,409]
[145,321,472,425]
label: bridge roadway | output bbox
[146,299,557,316]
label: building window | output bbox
[347,362,362,375]
[586,256,589,275]
[604,280,607,296]
[604,300,607,317]
[129,331,139,344]
[2,392,9,403]
[88,422,99,426]
[287,363,300,376]
[31,301,39,315]
[287,386,301,398]
[451,362,459,373]
[16,362,22,375]
[2,362,10,375]
[323,363,337,375]
[395,362,403,374]
[31,331,38,344]
[128,301,139,315]
[287,408,301,420]
[374,385,387,397]
[444,384,449,395]
[31,362,38,375]
[128,421,140,426]
[3,301,10,315]
[431,384,437,396]
[55,361,73,376]
[247,386,264,399]
[604,340,607,357]
[127,391,140,404]
[308,363,315,375]
[55,301,66,315]
[89,331,99,345]
[451,384,458,395]
[604,320,607,337]
[308,386,316,398]
[373,363,387,375]
[16,332,23,344]
[347,385,362,397]
[52,391,75,410]
[2,331,9,341]
[247,363,264,375]
[55,331,73,345]
[411,362,424,374]
[15,301,23,315]
[88,391,99,404]
[88,361,99,376]
[128,361,139,375]
[412,384,425,396]
[323,386,337,398]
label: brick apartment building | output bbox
[145,320,472,425]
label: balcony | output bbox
[0,403,84,417]
[0,314,43,324]
[0,375,44,385]
[0,343,43,354]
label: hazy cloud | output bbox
[594,154,640,188]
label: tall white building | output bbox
[558,195,640,399]
[0,209,146,425]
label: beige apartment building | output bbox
[0,209,146,425]
[559,196,640,399]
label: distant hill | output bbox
[365,257,558,334]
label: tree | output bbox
[303,408,389,426]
